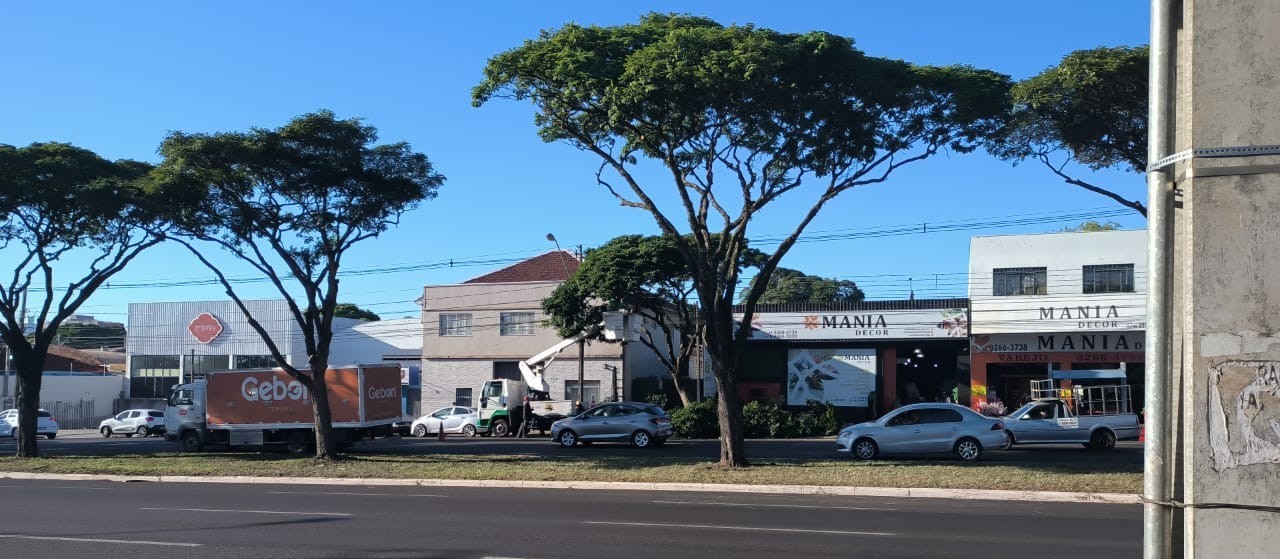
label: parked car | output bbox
[99,409,166,438]
[410,406,485,437]
[0,408,60,439]
[1004,399,1140,450]
[835,403,1009,462]
[550,402,672,448]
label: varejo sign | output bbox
[188,312,224,344]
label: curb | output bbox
[0,471,1140,504]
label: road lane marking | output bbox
[652,500,892,511]
[141,507,351,517]
[0,485,112,490]
[0,534,201,547]
[584,521,893,536]
[269,491,445,497]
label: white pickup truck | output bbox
[1003,398,1141,450]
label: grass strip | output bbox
[0,453,1141,494]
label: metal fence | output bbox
[40,400,100,429]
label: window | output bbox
[919,408,964,424]
[500,312,535,336]
[131,355,181,399]
[454,388,473,407]
[148,411,165,418]
[564,380,601,407]
[234,355,275,369]
[993,267,1048,296]
[1083,264,1135,294]
[887,410,920,427]
[168,389,194,407]
[439,313,473,336]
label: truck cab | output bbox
[165,382,206,451]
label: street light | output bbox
[547,233,585,405]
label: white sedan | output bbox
[410,406,485,437]
[0,408,60,439]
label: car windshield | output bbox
[1010,402,1037,418]
[148,411,164,417]
[38,411,52,418]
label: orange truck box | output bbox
[206,364,401,427]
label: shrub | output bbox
[669,398,719,438]
[978,401,1008,417]
[741,401,800,438]
[644,392,669,411]
[794,400,841,436]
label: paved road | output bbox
[0,478,1139,558]
[0,430,1142,467]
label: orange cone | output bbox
[437,423,446,441]
[1139,411,1145,442]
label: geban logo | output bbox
[188,313,224,344]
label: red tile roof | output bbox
[464,250,580,284]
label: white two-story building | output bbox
[967,229,1147,409]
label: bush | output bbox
[741,401,799,438]
[669,398,719,438]
[978,401,1008,417]
[794,401,841,437]
[644,392,669,411]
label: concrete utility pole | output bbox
[1148,1,1280,556]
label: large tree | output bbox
[990,46,1148,216]
[0,143,162,457]
[744,267,865,305]
[152,111,444,460]
[334,303,380,322]
[475,14,1008,466]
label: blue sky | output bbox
[1,1,1150,324]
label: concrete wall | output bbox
[1174,1,1280,556]
[329,318,422,366]
[1,373,125,427]
[970,230,1147,334]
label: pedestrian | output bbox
[573,400,585,415]
[516,396,532,438]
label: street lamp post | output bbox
[546,234,586,405]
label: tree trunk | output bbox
[14,362,43,458]
[713,369,747,467]
[307,363,339,460]
[671,373,693,407]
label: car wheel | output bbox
[138,427,149,437]
[1089,429,1117,451]
[286,432,312,455]
[631,430,652,449]
[101,426,112,438]
[558,429,578,447]
[954,437,982,462]
[46,433,56,440]
[492,419,510,438]
[180,431,203,453]
[412,424,427,438]
[462,424,477,437]
[851,438,878,460]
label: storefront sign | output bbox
[740,309,967,340]
[973,333,1145,361]
[970,293,1145,334]
[188,313,224,344]
[786,348,877,407]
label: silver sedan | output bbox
[835,403,1010,461]
[550,402,672,449]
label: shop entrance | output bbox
[893,343,966,406]
[987,363,1048,409]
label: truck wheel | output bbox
[287,432,312,455]
[492,419,510,438]
[412,424,427,437]
[181,431,203,453]
[1089,429,1117,450]
[462,424,477,437]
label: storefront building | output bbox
[733,300,970,422]
[126,300,421,409]
[968,230,1147,411]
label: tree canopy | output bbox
[1062,220,1123,232]
[990,45,1148,215]
[0,142,162,456]
[334,303,380,322]
[744,268,865,305]
[152,110,444,459]
[476,14,1009,466]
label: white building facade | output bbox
[967,230,1147,409]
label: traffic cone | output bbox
[1139,411,1145,442]
[437,423,446,441]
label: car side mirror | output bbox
[1022,414,1032,420]
[480,401,487,409]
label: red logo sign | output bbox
[188,313,224,344]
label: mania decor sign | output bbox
[786,348,877,407]
[188,312,224,344]
[738,309,967,340]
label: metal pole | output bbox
[1144,1,1175,557]
[577,339,586,405]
